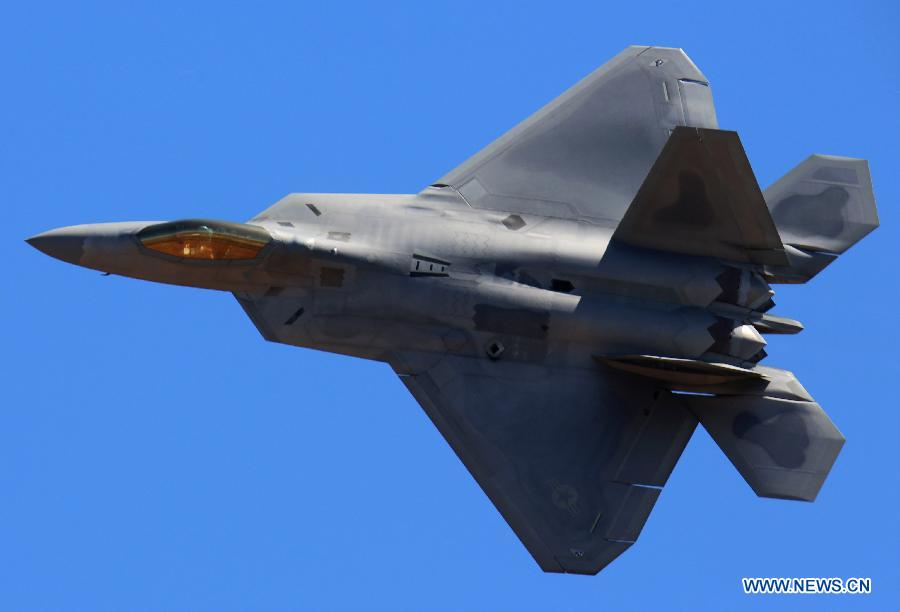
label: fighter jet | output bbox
[27,46,878,575]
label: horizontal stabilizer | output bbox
[764,155,878,255]
[764,245,837,284]
[613,127,788,266]
[686,394,844,501]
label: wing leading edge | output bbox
[389,352,697,574]
[427,45,718,222]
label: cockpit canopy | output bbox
[137,219,271,260]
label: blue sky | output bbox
[3,1,898,610]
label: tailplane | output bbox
[686,391,844,501]
[599,356,846,502]
[763,155,878,283]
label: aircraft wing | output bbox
[426,45,718,222]
[389,351,698,574]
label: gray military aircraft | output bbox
[27,46,878,575]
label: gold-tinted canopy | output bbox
[138,220,271,260]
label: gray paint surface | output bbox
[26,46,878,575]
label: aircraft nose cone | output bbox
[26,228,86,265]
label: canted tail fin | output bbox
[613,130,879,283]
[612,127,789,266]
[763,155,878,283]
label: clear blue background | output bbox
[3,1,898,610]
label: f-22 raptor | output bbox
[28,46,878,574]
